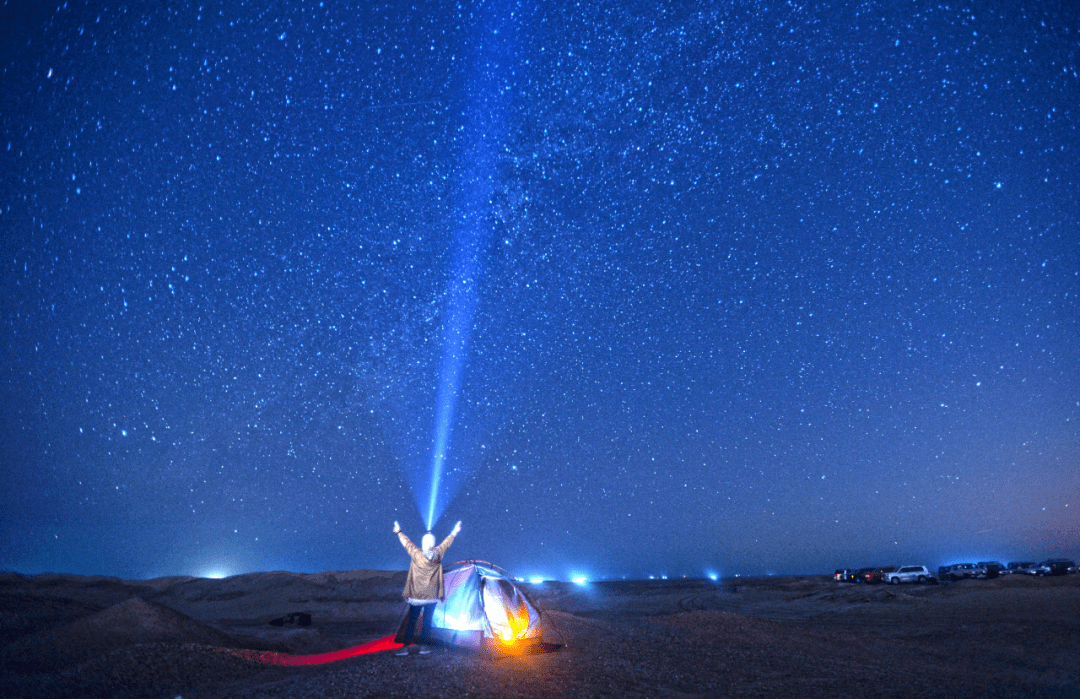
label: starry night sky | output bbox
[2,1,1078,581]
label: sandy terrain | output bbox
[0,568,1076,698]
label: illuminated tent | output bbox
[394,560,545,653]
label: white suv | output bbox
[883,565,932,584]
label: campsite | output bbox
[1,567,1077,698]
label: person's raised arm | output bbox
[438,521,462,556]
[394,521,418,554]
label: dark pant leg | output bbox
[402,604,424,645]
[418,602,437,645]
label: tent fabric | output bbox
[395,560,543,652]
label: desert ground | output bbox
[1,567,1077,698]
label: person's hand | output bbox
[451,521,462,536]
[393,521,401,533]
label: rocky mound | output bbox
[0,597,238,671]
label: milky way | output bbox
[1,1,1077,580]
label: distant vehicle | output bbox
[977,561,1005,579]
[834,569,859,583]
[855,567,876,583]
[1006,562,1039,575]
[937,565,954,582]
[883,565,932,584]
[863,566,898,584]
[944,563,978,581]
[1035,559,1075,577]
[1071,562,1079,575]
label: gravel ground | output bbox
[1,571,1077,698]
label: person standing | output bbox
[393,519,461,655]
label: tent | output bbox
[394,560,550,654]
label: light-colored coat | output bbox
[397,532,455,601]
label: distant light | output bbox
[202,570,228,579]
[528,577,544,584]
[571,576,589,585]
[708,573,719,581]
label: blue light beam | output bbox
[423,3,524,530]
[426,229,483,529]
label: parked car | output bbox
[834,569,859,583]
[937,565,954,582]
[855,567,876,583]
[977,561,1005,579]
[1007,561,1039,575]
[1035,559,1076,576]
[944,563,978,581]
[863,566,898,584]
[883,565,932,584]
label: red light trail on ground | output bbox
[225,634,404,666]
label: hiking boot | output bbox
[394,645,412,656]
[418,645,432,655]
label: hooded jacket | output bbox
[397,532,455,601]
